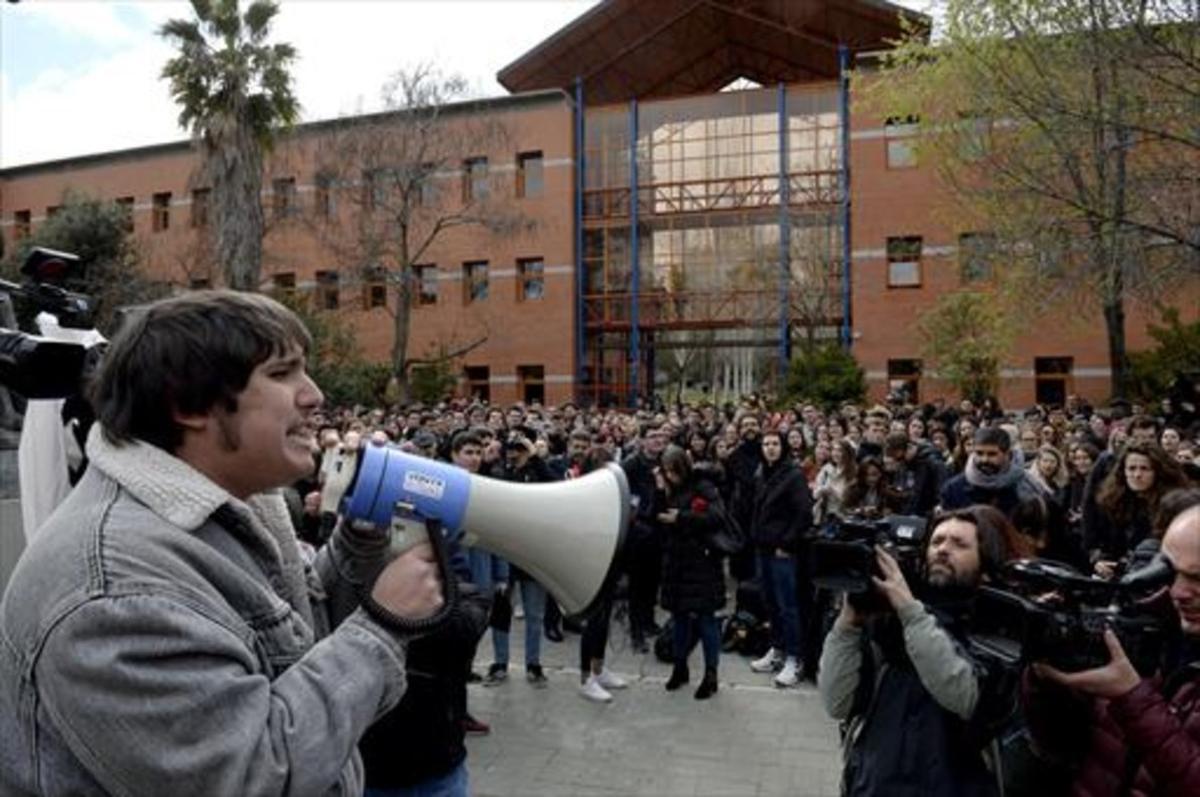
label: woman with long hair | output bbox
[813,439,857,525]
[842,456,889,518]
[656,445,727,700]
[1087,441,1188,577]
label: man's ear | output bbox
[172,407,210,433]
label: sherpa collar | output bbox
[86,426,313,623]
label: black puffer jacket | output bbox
[751,459,813,553]
[660,476,727,614]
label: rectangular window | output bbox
[885,115,919,169]
[464,366,490,402]
[886,236,923,288]
[959,231,997,283]
[463,261,489,303]
[517,365,545,405]
[413,264,438,306]
[315,270,340,310]
[518,257,544,301]
[417,162,438,207]
[14,210,31,239]
[362,266,388,310]
[116,196,135,232]
[363,169,385,211]
[152,192,172,232]
[959,116,991,162]
[463,157,488,202]
[314,175,334,218]
[1035,357,1073,406]
[191,188,210,228]
[887,359,922,403]
[189,277,212,290]
[46,205,62,219]
[272,271,296,296]
[273,177,297,218]
[516,151,543,198]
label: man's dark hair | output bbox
[884,431,911,455]
[1128,414,1159,434]
[927,505,1011,580]
[974,426,1012,452]
[450,428,485,454]
[89,290,311,453]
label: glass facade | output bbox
[581,85,845,405]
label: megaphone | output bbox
[344,444,629,617]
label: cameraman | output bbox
[1023,499,1200,796]
[818,507,1010,796]
[0,291,443,796]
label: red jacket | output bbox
[1025,669,1200,797]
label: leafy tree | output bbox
[870,0,1200,399]
[783,344,866,408]
[1128,307,1200,401]
[1,192,167,333]
[160,0,299,291]
[918,290,1016,403]
[309,64,529,401]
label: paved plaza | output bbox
[464,615,843,797]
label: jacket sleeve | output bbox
[36,597,409,797]
[897,601,979,720]
[1107,678,1200,796]
[817,620,864,720]
[313,516,389,627]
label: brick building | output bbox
[2,0,1195,408]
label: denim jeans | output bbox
[757,551,801,657]
[365,762,469,797]
[493,578,545,667]
[671,610,720,671]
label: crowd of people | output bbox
[293,381,1200,795]
[2,288,1198,796]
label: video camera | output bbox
[969,556,1175,675]
[0,248,102,400]
[811,513,929,612]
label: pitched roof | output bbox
[497,0,928,105]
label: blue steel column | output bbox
[628,99,640,407]
[838,44,853,349]
[574,77,585,402]
[777,83,791,374]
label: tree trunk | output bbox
[1103,298,1128,401]
[391,280,412,404]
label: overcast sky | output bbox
[0,0,930,169]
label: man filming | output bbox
[0,291,443,796]
[818,506,1011,796]
[1023,495,1200,796]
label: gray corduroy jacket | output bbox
[0,427,411,796]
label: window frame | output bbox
[886,235,923,288]
[516,151,543,199]
[152,192,172,232]
[517,257,545,301]
[463,260,489,304]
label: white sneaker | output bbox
[579,675,613,703]
[774,657,800,688]
[596,668,628,690]
[750,648,783,673]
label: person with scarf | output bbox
[747,428,813,687]
[940,426,1046,521]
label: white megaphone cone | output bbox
[343,444,629,616]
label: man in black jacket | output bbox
[621,422,667,652]
[939,427,1044,519]
[724,413,763,582]
[884,431,946,517]
[747,429,813,687]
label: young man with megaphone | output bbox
[0,291,444,796]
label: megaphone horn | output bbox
[344,444,629,617]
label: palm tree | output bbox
[160,0,298,291]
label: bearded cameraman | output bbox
[817,506,1012,797]
[1023,492,1200,797]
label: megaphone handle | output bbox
[360,517,460,634]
